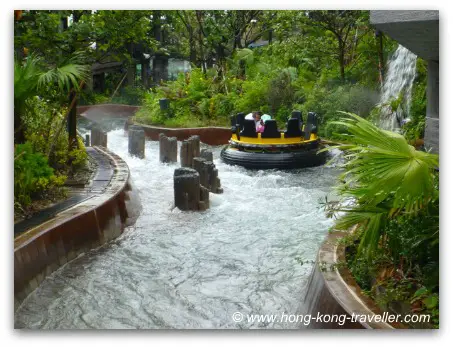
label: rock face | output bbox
[159,133,178,163]
[173,167,209,211]
[192,155,223,194]
[128,125,145,159]
[91,127,107,147]
[180,135,201,168]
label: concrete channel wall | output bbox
[136,123,231,146]
[300,230,405,329]
[14,147,141,311]
[77,104,231,146]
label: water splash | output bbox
[379,45,417,131]
[15,128,341,329]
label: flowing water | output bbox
[379,45,417,131]
[15,123,340,329]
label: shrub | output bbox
[136,69,234,127]
[403,59,427,141]
[111,85,147,105]
[14,142,65,207]
[234,75,270,114]
[24,97,87,174]
[302,84,379,138]
[325,113,439,327]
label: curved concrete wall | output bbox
[77,104,232,145]
[136,123,231,146]
[300,230,405,329]
[77,104,140,120]
[14,147,141,311]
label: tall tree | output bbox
[307,10,367,82]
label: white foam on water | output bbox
[15,128,341,329]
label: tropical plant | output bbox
[14,53,89,143]
[14,142,66,207]
[324,112,439,258]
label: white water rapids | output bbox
[15,124,340,329]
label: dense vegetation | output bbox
[132,10,396,134]
[14,12,89,220]
[15,10,437,327]
[15,10,425,137]
[324,114,439,327]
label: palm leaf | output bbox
[38,62,89,93]
[330,112,439,257]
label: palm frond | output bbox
[38,62,89,93]
[330,112,439,258]
[14,54,43,104]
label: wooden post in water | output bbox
[180,135,200,168]
[91,126,107,147]
[173,167,209,211]
[192,151,223,194]
[159,133,178,163]
[200,149,213,162]
[124,117,134,132]
[128,125,145,159]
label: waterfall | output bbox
[379,45,417,131]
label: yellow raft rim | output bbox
[230,132,320,147]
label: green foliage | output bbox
[24,97,88,175]
[324,112,439,327]
[403,59,427,141]
[14,53,89,144]
[234,74,270,115]
[15,10,158,67]
[81,85,147,106]
[301,84,379,137]
[344,203,439,327]
[14,142,65,207]
[136,68,237,127]
[324,112,438,258]
[112,86,147,105]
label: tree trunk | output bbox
[153,10,162,42]
[338,37,346,82]
[189,33,197,64]
[376,30,385,86]
[14,109,25,144]
[141,59,149,88]
[152,54,168,85]
[68,89,78,149]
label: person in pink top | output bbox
[254,112,265,133]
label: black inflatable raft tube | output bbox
[220,146,326,170]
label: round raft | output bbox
[220,111,327,170]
